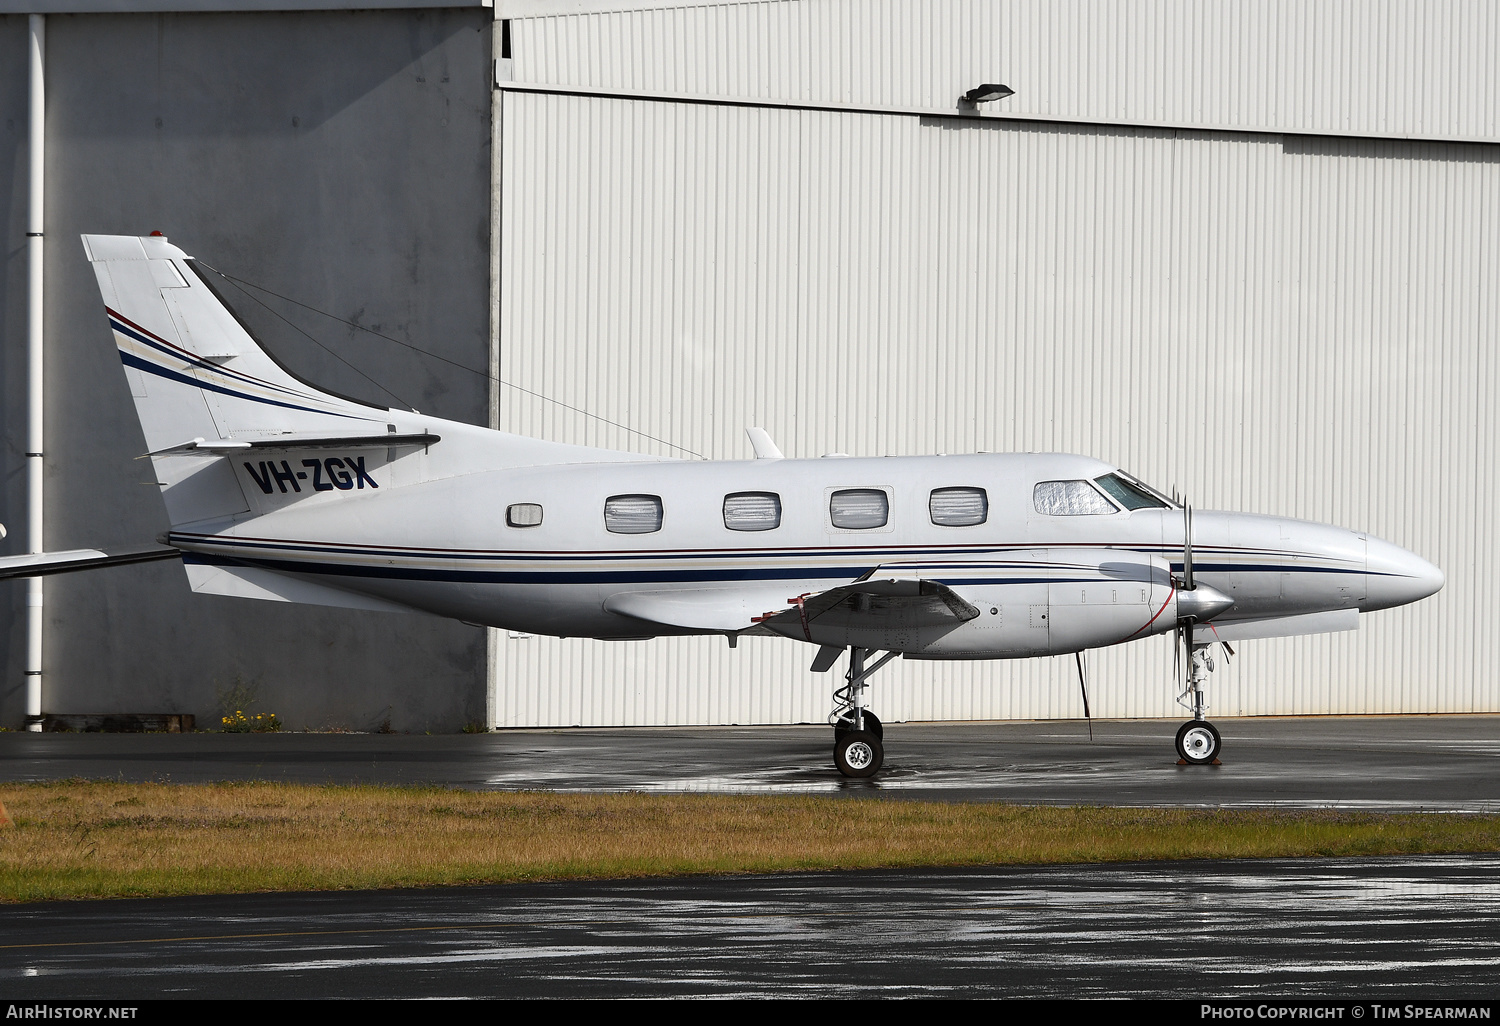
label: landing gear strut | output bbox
[1176,640,1222,765]
[830,647,897,778]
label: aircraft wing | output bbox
[605,576,980,635]
[0,548,181,581]
[604,585,818,632]
[755,578,982,640]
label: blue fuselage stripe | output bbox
[181,549,1364,588]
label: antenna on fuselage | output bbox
[745,427,785,460]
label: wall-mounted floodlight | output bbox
[961,83,1015,104]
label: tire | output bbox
[1175,720,1221,764]
[835,731,884,778]
[834,710,883,740]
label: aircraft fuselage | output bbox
[169,443,1442,658]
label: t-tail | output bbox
[80,233,658,612]
[84,234,391,450]
[83,233,424,529]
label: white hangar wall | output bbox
[501,0,1499,142]
[486,1,1497,727]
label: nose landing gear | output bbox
[1176,639,1224,765]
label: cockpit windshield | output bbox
[1094,472,1174,510]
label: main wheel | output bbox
[1175,720,1221,764]
[835,730,884,778]
[834,710,883,740]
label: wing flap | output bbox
[757,577,981,639]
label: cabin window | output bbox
[830,488,889,530]
[1093,473,1171,510]
[723,491,781,532]
[1033,480,1118,516]
[930,487,988,527]
[506,503,543,528]
[604,494,664,534]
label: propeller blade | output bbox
[1183,501,1195,591]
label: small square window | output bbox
[830,488,889,530]
[506,503,543,528]
[605,494,664,534]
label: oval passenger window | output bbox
[930,487,988,527]
[830,488,889,530]
[724,492,781,532]
[604,494,664,534]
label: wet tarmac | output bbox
[4,717,1498,999]
[2,857,1497,999]
[2,715,1497,809]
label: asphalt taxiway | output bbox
[1,715,1497,809]
[2,857,1497,999]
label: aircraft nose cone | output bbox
[1363,536,1445,612]
[1177,583,1234,623]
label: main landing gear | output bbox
[1176,639,1223,765]
[831,647,897,778]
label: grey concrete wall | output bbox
[0,9,493,731]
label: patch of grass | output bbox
[1,780,1497,903]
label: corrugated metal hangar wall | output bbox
[0,1,1493,731]
[487,0,1497,727]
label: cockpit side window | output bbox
[1093,473,1170,511]
[1033,480,1119,516]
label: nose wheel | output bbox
[1175,720,1221,764]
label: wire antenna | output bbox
[197,263,707,459]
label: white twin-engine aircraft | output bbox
[24,234,1451,776]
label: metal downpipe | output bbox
[25,14,45,731]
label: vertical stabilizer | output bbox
[83,234,389,526]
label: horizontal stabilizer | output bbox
[0,548,181,581]
[145,433,439,458]
[1208,609,1358,642]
